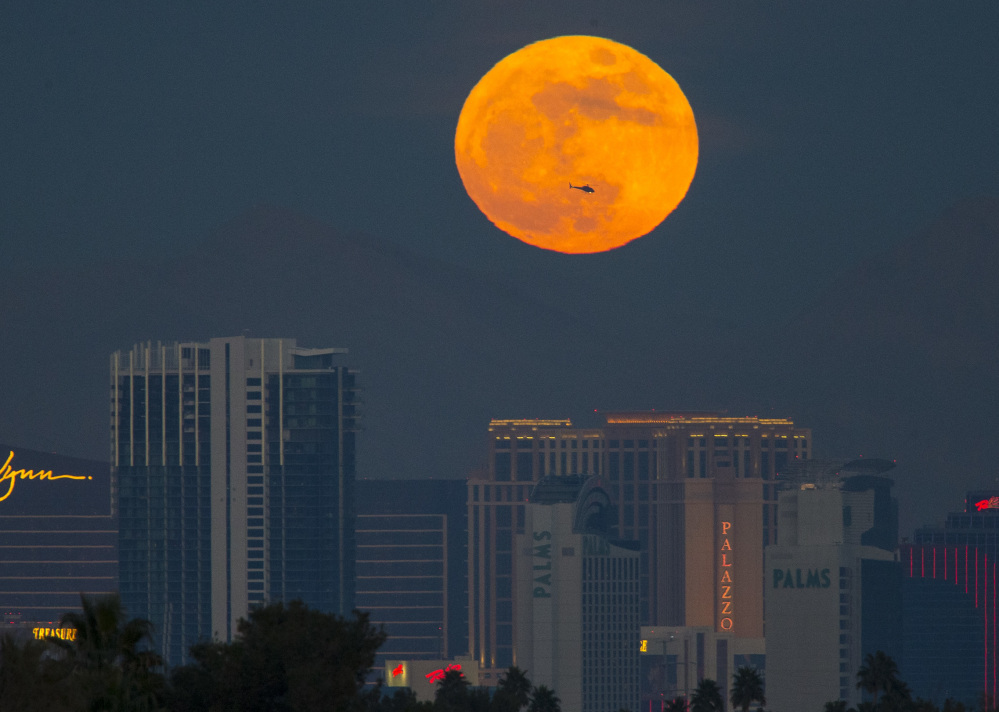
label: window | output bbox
[494,453,511,481]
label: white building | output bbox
[515,475,640,712]
[112,337,358,665]
[764,461,900,712]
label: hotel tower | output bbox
[111,337,358,664]
[468,412,810,682]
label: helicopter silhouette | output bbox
[569,183,595,193]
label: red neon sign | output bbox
[425,663,462,684]
[391,664,404,678]
[975,497,999,511]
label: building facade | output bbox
[639,625,765,710]
[901,490,999,707]
[468,413,809,680]
[764,460,900,712]
[0,446,116,625]
[514,476,640,712]
[355,478,468,678]
[112,337,358,664]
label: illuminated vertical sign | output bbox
[719,520,733,631]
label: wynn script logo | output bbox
[0,451,93,503]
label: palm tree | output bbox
[0,632,76,712]
[856,650,900,708]
[691,678,724,712]
[880,677,913,712]
[529,685,561,712]
[730,666,764,712]
[434,668,470,712]
[495,667,532,712]
[56,592,163,712]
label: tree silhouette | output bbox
[730,666,765,712]
[856,651,900,708]
[880,676,913,712]
[691,678,724,712]
[822,701,848,712]
[359,685,433,712]
[529,684,561,712]
[168,600,384,712]
[0,632,76,712]
[56,592,163,712]
[494,667,532,712]
[665,697,688,712]
[434,668,471,712]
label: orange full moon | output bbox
[455,35,698,254]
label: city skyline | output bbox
[3,4,998,551]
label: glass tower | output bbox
[112,337,358,665]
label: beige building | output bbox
[515,476,640,712]
[468,413,809,681]
[764,461,899,712]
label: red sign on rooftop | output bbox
[974,496,999,512]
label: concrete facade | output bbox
[765,467,900,712]
[514,476,640,712]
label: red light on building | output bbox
[425,663,462,684]
[902,543,996,704]
[391,664,404,678]
[975,497,999,512]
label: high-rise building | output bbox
[112,337,358,664]
[764,459,901,712]
[0,445,116,625]
[355,478,468,678]
[901,490,999,707]
[468,412,809,682]
[467,418,596,680]
[515,475,640,712]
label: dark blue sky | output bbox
[6,4,996,296]
[3,3,998,533]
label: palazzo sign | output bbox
[719,520,734,631]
